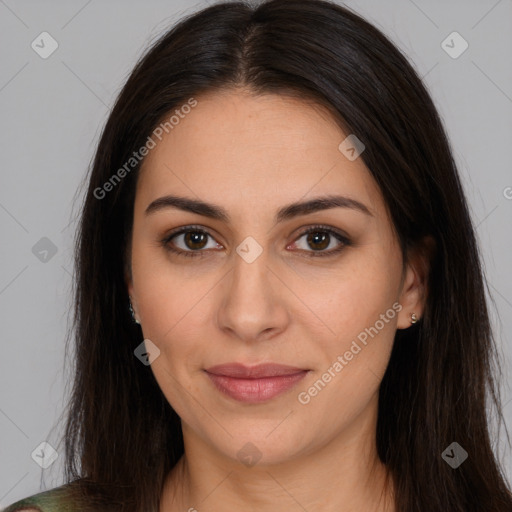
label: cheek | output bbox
[293,276,399,435]
[289,250,402,415]
[131,244,211,360]
[137,273,212,354]
[133,262,211,414]
[290,248,401,343]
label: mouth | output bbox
[204,363,310,403]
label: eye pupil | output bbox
[185,231,208,250]
[307,231,329,250]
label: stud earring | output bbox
[129,300,140,324]
[411,313,418,324]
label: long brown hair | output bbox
[59,0,512,510]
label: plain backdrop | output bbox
[1,0,511,507]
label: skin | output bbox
[127,88,429,512]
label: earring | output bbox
[411,313,418,324]
[129,300,140,324]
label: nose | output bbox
[216,247,290,344]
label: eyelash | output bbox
[160,224,351,259]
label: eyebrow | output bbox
[145,193,373,224]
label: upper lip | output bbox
[205,363,308,378]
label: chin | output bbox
[205,424,314,468]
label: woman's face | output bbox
[128,89,422,466]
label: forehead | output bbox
[136,89,384,220]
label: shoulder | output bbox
[2,480,129,512]
[1,482,76,512]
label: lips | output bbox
[205,363,306,378]
[204,363,309,403]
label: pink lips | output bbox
[204,363,309,404]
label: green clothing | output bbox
[1,483,74,512]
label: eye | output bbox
[161,226,222,258]
[289,225,351,257]
[161,224,351,259]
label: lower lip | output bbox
[205,370,309,404]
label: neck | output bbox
[160,395,395,512]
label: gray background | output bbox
[1,0,511,507]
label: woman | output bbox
[3,0,511,511]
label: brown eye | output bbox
[306,231,330,251]
[183,231,209,250]
[291,225,351,257]
[161,227,222,258]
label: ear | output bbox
[396,235,436,329]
